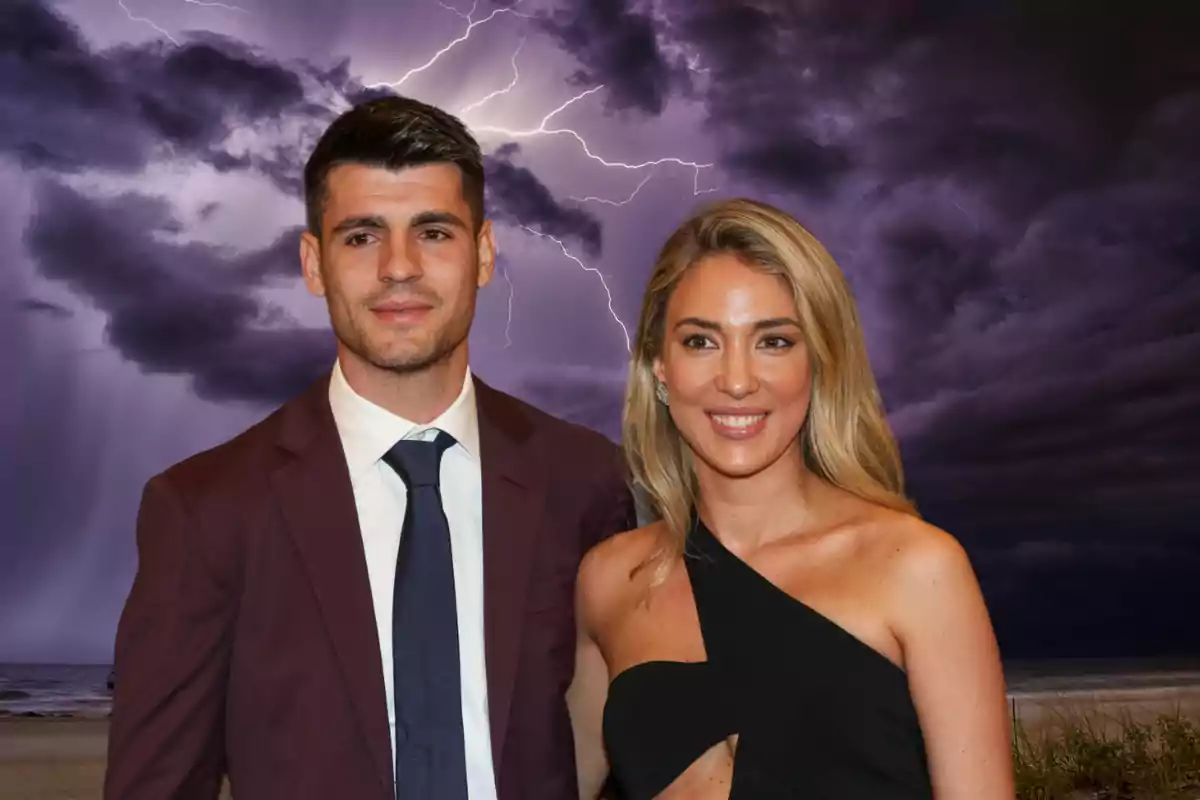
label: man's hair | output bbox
[303,95,486,237]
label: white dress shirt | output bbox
[327,360,497,800]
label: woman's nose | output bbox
[715,346,759,398]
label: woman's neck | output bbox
[693,442,824,552]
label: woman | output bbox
[568,198,1014,799]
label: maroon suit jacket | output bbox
[104,373,636,800]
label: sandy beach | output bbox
[0,717,229,800]
[0,717,108,800]
[1010,683,1200,739]
[2,685,1199,798]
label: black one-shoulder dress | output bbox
[602,517,935,799]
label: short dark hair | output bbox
[303,94,486,237]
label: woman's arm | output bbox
[890,522,1015,799]
[567,546,614,800]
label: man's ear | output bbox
[299,230,325,297]
[476,219,496,288]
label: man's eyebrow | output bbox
[410,210,470,230]
[330,215,387,234]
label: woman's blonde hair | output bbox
[622,197,916,580]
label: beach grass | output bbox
[1012,705,1200,799]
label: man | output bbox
[104,95,637,800]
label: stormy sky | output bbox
[1,0,1198,664]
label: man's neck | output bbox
[337,345,469,425]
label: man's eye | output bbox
[422,229,451,240]
[344,232,373,247]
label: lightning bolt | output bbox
[115,0,706,356]
[182,0,249,10]
[470,85,719,206]
[118,0,248,46]
[459,37,525,114]
[410,4,719,350]
[118,0,180,45]
[519,226,631,353]
[365,1,532,91]
[472,86,714,175]
[952,198,981,233]
[441,29,712,347]
[498,261,515,348]
[448,36,654,349]
[456,45,713,200]
[570,172,654,207]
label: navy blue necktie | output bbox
[382,431,468,800]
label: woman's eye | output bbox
[761,336,794,349]
[682,334,712,349]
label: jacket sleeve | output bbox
[104,474,233,800]
[580,442,639,552]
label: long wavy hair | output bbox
[622,198,917,582]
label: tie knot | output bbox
[383,430,455,488]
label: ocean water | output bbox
[1,658,1199,717]
[1004,656,1200,694]
[0,663,113,718]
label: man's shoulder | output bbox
[151,385,313,506]
[479,380,621,464]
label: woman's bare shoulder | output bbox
[861,509,968,574]
[580,521,668,588]
[855,508,981,623]
[576,521,668,627]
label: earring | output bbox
[655,381,669,405]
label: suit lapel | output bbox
[474,378,546,772]
[272,378,393,798]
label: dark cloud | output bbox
[4,0,1198,663]
[1,0,148,172]
[547,0,1200,655]
[5,0,595,406]
[534,0,693,116]
[723,136,852,196]
[18,298,72,318]
[662,0,1200,515]
[484,143,604,256]
[23,180,334,405]
[879,168,1200,533]
[977,535,1200,658]
[0,0,337,193]
[234,225,309,284]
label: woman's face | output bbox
[654,253,813,479]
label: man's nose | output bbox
[378,240,422,282]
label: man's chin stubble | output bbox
[366,335,465,375]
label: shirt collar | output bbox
[328,359,480,476]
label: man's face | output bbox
[299,162,495,374]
